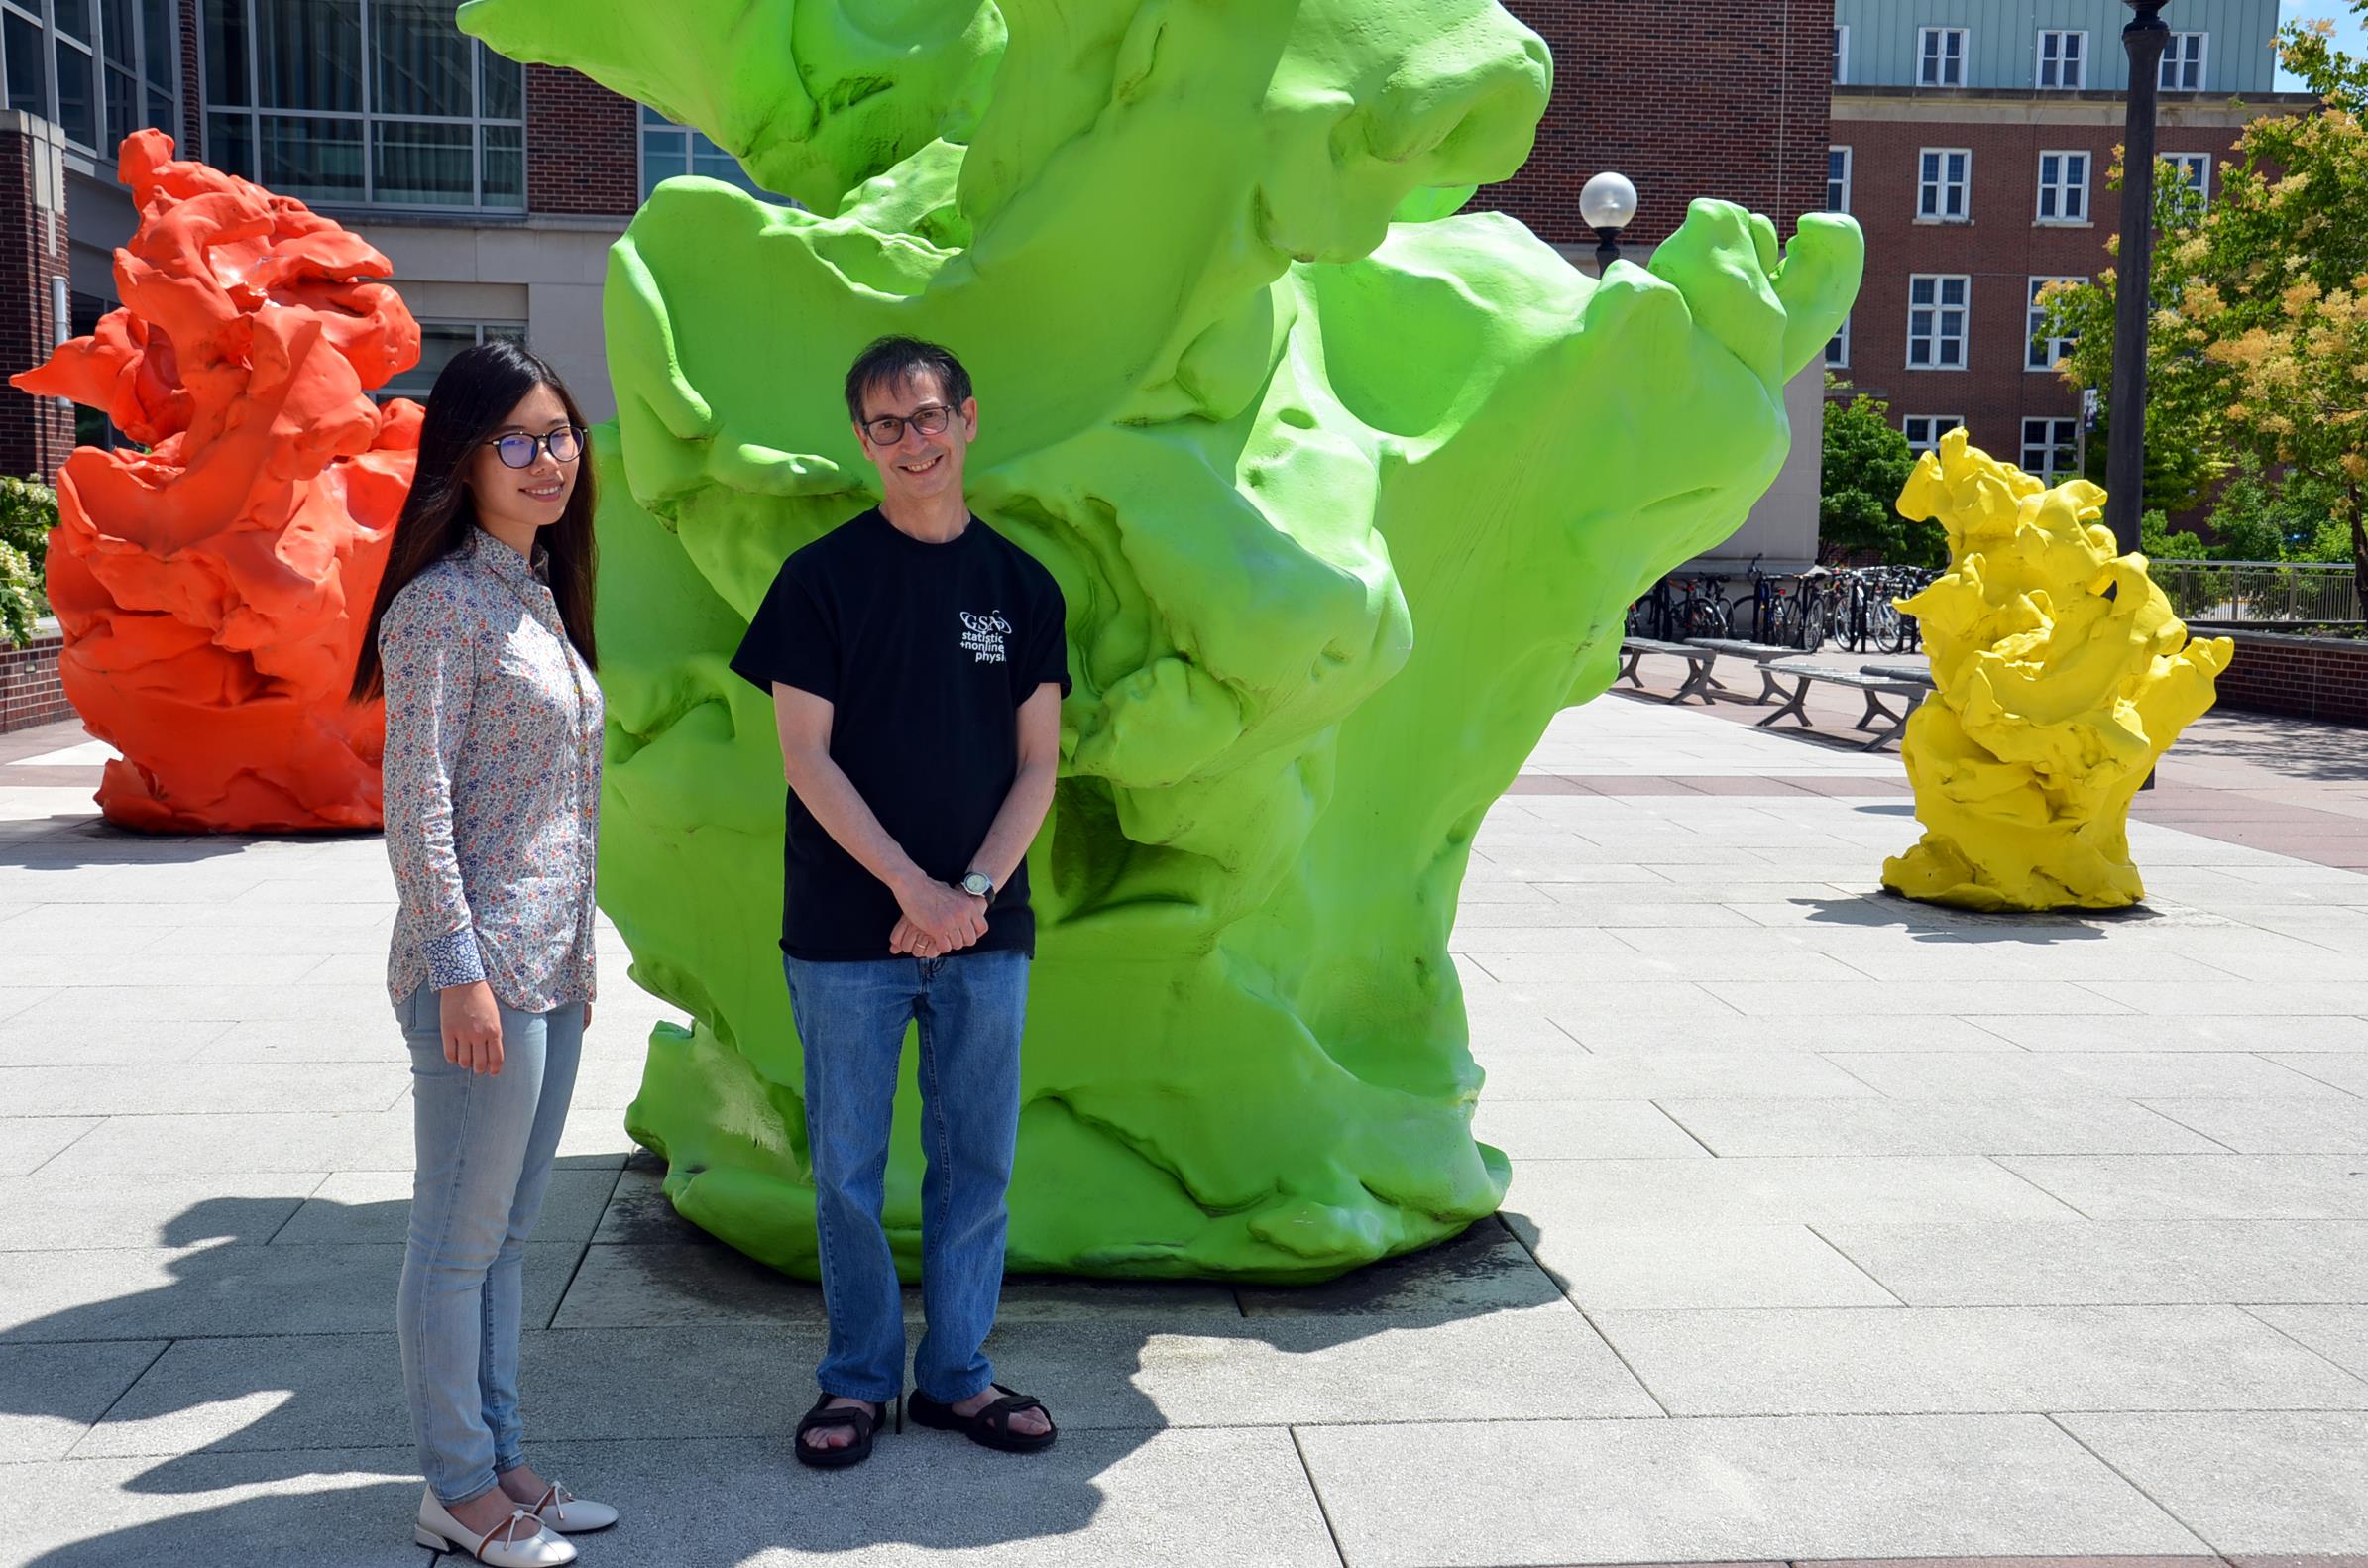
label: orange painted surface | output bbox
[11,131,420,832]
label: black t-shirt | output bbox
[730,508,1071,961]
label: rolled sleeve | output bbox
[380,585,485,990]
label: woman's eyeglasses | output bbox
[486,426,587,469]
[860,404,954,447]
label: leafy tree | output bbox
[1821,383,1939,566]
[2042,5,2368,595]
[0,475,56,649]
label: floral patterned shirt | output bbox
[380,527,602,1014]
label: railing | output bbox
[2151,559,2361,624]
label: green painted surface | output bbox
[462,0,1861,1282]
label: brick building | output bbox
[1828,0,2314,487]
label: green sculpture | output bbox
[460,0,1861,1282]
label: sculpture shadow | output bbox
[0,819,264,871]
[3,1173,1554,1563]
[1784,889,2158,945]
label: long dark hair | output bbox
[351,339,599,702]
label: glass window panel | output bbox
[480,46,520,120]
[383,320,483,397]
[104,61,136,143]
[56,40,99,146]
[141,0,171,87]
[373,117,472,204]
[206,108,254,176]
[257,0,359,114]
[372,0,470,118]
[7,11,49,117]
[641,127,687,197]
[204,0,248,104]
[146,84,170,130]
[55,0,89,43]
[260,111,363,201]
[101,0,133,66]
[692,142,746,186]
[482,121,521,208]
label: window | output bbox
[1919,27,1967,87]
[2165,152,2210,209]
[1832,24,1848,85]
[1825,314,1850,371]
[2037,31,2086,89]
[2021,417,2080,481]
[638,105,787,201]
[2027,276,2084,371]
[2161,32,2206,91]
[1918,148,1971,221]
[2037,151,2089,222]
[382,320,525,400]
[0,0,176,154]
[1907,275,1970,370]
[204,0,525,211]
[1903,415,1963,454]
[1826,147,1851,213]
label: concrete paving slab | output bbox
[1822,1052,2348,1100]
[2143,1098,2368,1153]
[1656,1098,2225,1157]
[0,1062,405,1116]
[33,1107,629,1176]
[1509,1155,2084,1226]
[1816,1220,2368,1305]
[1574,1014,2023,1053]
[0,1449,425,1568]
[269,1168,619,1245]
[1477,1051,1879,1101]
[1707,980,2139,1017]
[0,1174,321,1250]
[0,1241,577,1340]
[2056,1412,2368,1553]
[1590,1304,2368,1415]
[1471,1100,1713,1159]
[1974,1016,2368,1052]
[0,1117,97,1176]
[1296,1413,2208,1566]
[2079,982,2368,1016]
[552,1241,832,1329]
[1998,1155,2368,1220]
[2244,1306,2368,1380]
[0,1341,165,1460]
[1500,1219,1900,1309]
[1238,1218,1566,1319]
[0,1019,235,1067]
[2266,1053,2368,1097]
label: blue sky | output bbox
[2278,0,2367,87]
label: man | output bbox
[730,336,1067,1468]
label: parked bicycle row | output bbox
[1624,558,1939,653]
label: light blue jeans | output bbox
[783,951,1029,1407]
[395,981,583,1506]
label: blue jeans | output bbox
[395,982,583,1506]
[783,950,1029,1406]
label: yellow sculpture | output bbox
[1882,429,2233,911]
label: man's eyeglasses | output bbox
[859,404,954,447]
[485,426,587,469]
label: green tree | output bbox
[1821,384,1938,566]
[0,475,56,649]
[2042,4,2368,595]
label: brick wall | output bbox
[1836,106,2257,469]
[0,628,69,732]
[2207,631,2368,728]
[0,118,73,484]
[1482,0,1833,247]
[526,65,640,217]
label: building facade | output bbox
[1828,0,2312,492]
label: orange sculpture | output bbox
[11,130,420,832]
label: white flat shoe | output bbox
[414,1488,578,1566]
[531,1480,620,1534]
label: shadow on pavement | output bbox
[1784,889,2175,945]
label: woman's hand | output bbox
[440,981,504,1074]
[583,1000,594,1029]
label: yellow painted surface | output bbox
[1883,430,2234,912]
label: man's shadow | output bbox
[4,1162,1566,1563]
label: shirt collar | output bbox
[466,525,551,588]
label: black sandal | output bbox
[794,1394,885,1469]
[907,1383,1058,1453]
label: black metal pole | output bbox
[1594,227,1623,271]
[2107,0,2173,555]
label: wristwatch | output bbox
[959,871,995,900]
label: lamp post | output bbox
[2106,0,2173,555]
[1580,171,1638,271]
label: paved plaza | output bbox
[0,691,2365,1566]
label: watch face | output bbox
[962,874,992,898]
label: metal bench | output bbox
[1756,662,1930,750]
[1860,661,1937,689]
[1685,638,1810,704]
[1618,637,1720,705]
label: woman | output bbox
[353,340,617,1568]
